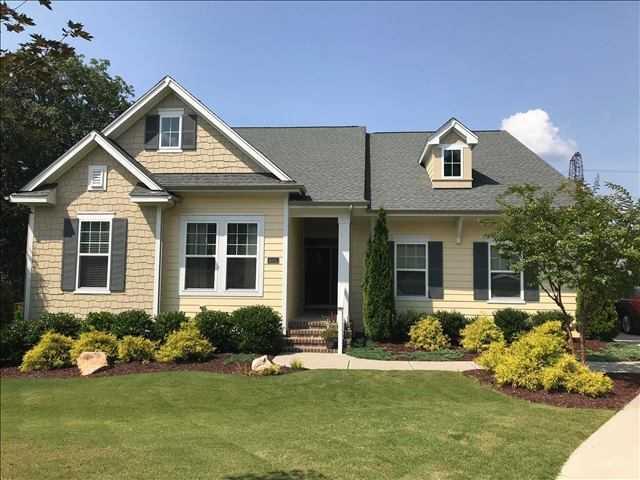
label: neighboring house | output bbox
[10,76,575,352]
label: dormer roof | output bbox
[418,117,479,165]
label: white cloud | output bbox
[501,109,576,159]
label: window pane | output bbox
[227,223,258,256]
[79,256,108,288]
[397,244,425,269]
[491,272,521,298]
[79,221,110,254]
[397,271,426,297]
[186,223,216,256]
[452,163,461,177]
[185,257,215,289]
[491,245,515,271]
[226,258,257,289]
[444,163,453,177]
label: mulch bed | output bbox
[464,369,640,410]
[0,354,291,380]
[572,338,610,352]
[374,342,477,361]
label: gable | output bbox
[115,93,266,175]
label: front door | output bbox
[304,246,338,307]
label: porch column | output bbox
[337,214,351,354]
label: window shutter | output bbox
[110,218,128,292]
[144,115,160,150]
[473,242,489,300]
[182,114,197,150]
[523,265,540,302]
[388,241,395,294]
[61,218,79,291]
[428,241,444,299]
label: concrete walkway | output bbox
[558,394,640,480]
[589,361,640,374]
[273,353,479,371]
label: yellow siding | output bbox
[160,192,287,316]
[29,147,156,318]
[287,217,304,320]
[116,93,263,174]
[426,130,473,189]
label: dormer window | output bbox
[159,109,183,150]
[442,146,463,178]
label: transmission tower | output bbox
[568,152,584,182]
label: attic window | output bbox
[159,109,183,150]
[88,165,107,191]
[442,146,463,178]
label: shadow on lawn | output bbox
[223,470,329,480]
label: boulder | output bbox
[77,351,108,376]
[251,355,274,372]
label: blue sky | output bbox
[4,1,639,195]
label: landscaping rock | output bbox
[251,355,275,372]
[77,352,108,376]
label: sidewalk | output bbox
[558,394,640,480]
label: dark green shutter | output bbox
[473,242,489,300]
[61,218,79,291]
[523,266,540,302]
[428,241,444,299]
[110,218,128,292]
[388,241,395,295]
[144,115,159,150]
[182,114,197,150]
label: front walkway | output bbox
[558,393,640,480]
[273,353,479,371]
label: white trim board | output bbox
[102,76,293,182]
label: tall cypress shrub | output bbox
[362,209,395,340]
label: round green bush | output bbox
[112,310,154,338]
[153,311,187,340]
[20,332,74,372]
[390,310,421,342]
[232,306,283,355]
[83,311,117,333]
[408,316,450,351]
[194,308,239,352]
[528,311,566,328]
[460,316,504,352]
[493,308,530,342]
[577,295,618,341]
[117,336,157,363]
[38,312,83,338]
[155,321,214,363]
[433,311,468,345]
[70,331,119,363]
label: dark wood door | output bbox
[305,247,337,307]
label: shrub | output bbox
[578,296,618,341]
[155,322,214,363]
[38,312,83,338]
[290,359,304,370]
[117,336,157,363]
[390,310,421,342]
[460,316,504,352]
[528,310,566,328]
[153,311,187,340]
[476,341,507,371]
[232,306,283,355]
[408,316,450,352]
[112,310,155,338]
[493,309,530,342]
[541,354,613,397]
[83,311,117,333]
[433,311,468,345]
[253,363,281,376]
[70,331,119,363]
[20,332,73,372]
[194,308,239,352]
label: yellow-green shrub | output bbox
[541,354,613,397]
[118,336,157,363]
[460,316,504,352]
[408,316,450,351]
[20,331,73,372]
[155,321,214,363]
[70,331,119,363]
[253,363,281,376]
[476,341,507,371]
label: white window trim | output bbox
[488,243,524,302]
[158,108,183,152]
[441,145,464,179]
[179,215,264,297]
[75,213,114,294]
[394,237,429,300]
[87,165,107,191]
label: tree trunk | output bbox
[578,319,586,363]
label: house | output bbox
[9,76,575,353]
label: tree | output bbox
[0,1,134,323]
[362,209,395,340]
[488,182,640,362]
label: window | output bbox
[159,110,182,150]
[180,216,263,295]
[443,147,463,178]
[226,223,258,290]
[185,223,217,289]
[87,165,107,191]
[396,242,427,297]
[489,245,523,299]
[77,219,111,290]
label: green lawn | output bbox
[1,370,612,480]
[349,344,465,361]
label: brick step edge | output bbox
[285,337,326,346]
[287,321,328,329]
[282,346,337,353]
[287,328,327,337]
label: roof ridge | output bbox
[234,125,365,129]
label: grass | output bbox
[349,344,465,361]
[1,370,611,480]
[587,343,640,362]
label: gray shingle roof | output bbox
[235,127,367,203]
[369,130,567,211]
[153,173,304,191]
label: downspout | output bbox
[23,209,35,321]
[152,206,163,316]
